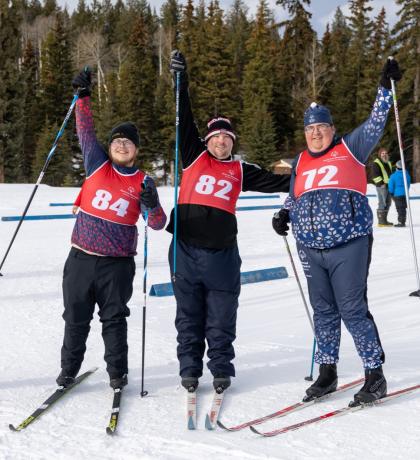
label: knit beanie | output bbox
[304,102,333,127]
[396,160,402,169]
[204,116,236,143]
[109,122,140,147]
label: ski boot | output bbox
[377,210,393,227]
[56,370,76,388]
[181,376,199,393]
[303,364,338,402]
[213,375,231,394]
[350,366,387,407]
[110,374,128,390]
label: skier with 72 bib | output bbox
[168,51,290,393]
[272,58,402,405]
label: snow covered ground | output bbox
[1,183,420,460]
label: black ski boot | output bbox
[181,376,199,393]
[56,370,76,388]
[350,366,387,406]
[110,374,128,390]
[303,364,338,402]
[213,375,231,394]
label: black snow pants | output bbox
[169,240,241,378]
[60,247,135,379]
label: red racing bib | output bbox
[178,152,243,214]
[294,141,367,199]
[80,161,145,225]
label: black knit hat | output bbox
[109,122,140,147]
[205,116,236,143]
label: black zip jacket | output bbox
[166,75,290,249]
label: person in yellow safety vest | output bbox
[372,147,394,226]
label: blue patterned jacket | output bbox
[285,87,393,249]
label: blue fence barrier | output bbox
[149,266,288,297]
[5,195,420,222]
[2,214,76,222]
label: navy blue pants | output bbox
[169,240,241,378]
[61,247,135,378]
[297,235,385,369]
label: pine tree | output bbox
[21,40,42,182]
[344,0,374,126]
[241,0,277,166]
[154,0,180,184]
[32,120,73,186]
[391,0,420,180]
[0,0,24,183]
[225,0,250,128]
[321,7,352,135]
[200,1,236,120]
[43,0,58,16]
[119,0,157,170]
[38,12,75,185]
[275,0,316,152]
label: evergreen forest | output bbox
[0,0,418,185]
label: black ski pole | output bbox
[0,92,80,276]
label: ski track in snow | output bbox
[1,183,420,459]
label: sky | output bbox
[58,0,400,37]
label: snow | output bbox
[1,183,420,459]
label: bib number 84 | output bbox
[92,190,130,217]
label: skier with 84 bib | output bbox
[56,68,166,392]
[168,51,290,400]
[272,58,402,406]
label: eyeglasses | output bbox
[111,138,135,148]
[304,123,332,133]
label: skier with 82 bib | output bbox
[168,51,290,394]
[56,68,166,391]
[272,58,402,406]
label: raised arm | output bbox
[72,68,108,175]
[170,51,206,168]
[343,58,402,163]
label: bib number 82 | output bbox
[194,175,232,201]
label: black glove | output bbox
[272,209,290,236]
[380,58,402,90]
[140,182,158,210]
[170,50,187,74]
[72,67,91,98]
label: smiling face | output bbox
[304,123,336,153]
[379,150,389,162]
[109,138,138,167]
[207,133,234,160]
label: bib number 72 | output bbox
[302,165,338,190]
[194,175,232,201]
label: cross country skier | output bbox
[56,68,167,390]
[272,58,402,405]
[168,51,290,393]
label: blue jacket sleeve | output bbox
[342,87,393,163]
